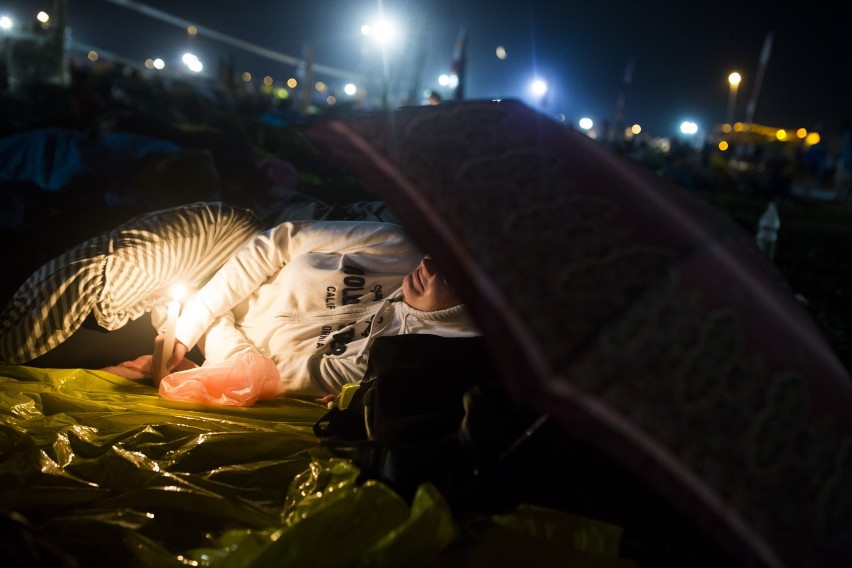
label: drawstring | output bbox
[354,299,397,363]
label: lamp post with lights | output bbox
[726,71,741,127]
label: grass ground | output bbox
[692,189,852,373]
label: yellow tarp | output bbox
[0,365,632,566]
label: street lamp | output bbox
[726,71,741,127]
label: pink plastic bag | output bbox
[159,352,284,406]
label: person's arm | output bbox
[174,221,415,351]
[274,348,372,397]
[153,309,258,384]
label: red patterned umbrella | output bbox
[306,99,852,568]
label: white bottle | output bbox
[756,201,780,260]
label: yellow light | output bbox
[796,128,807,139]
[776,129,787,141]
[287,78,298,88]
[187,25,198,36]
[263,75,273,87]
[241,71,252,82]
[728,72,741,87]
[275,88,288,99]
[496,46,507,60]
[631,124,641,135]
[144,58,154,69]
[315,81,327,92]
[719,140,729,151]
[805,132,821,146]
[36,11,49,24]
[87,51,98,62]
[722,124,732,133]
[733,122,744,132]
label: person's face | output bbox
[402,256,461,312]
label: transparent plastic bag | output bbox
[159,351,284,406]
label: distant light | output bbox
[776,129,787,141]
[438,74,459,89]
[556,113,566,123]
[631,124,642,135]
[182,53,202,73]
[315,81,327,92]
[287,77,297,88]
[721,124,732,133]
[154,58,164,69]
[242,71,252,82]
[187,25,198,36]
[88,51,99,62]
[805,132,821,146]
[579,117,593,130]
[363,18,398,44]
[326,95,336,105]
[680,121,698,135]
[275,88,288,99]
[728,72,741,87]
[36,11,49,24]
[263,75,273,87]
[531,79,548,96]
[796,128,807,139]
[0,16,13,30]
[719,140,729,151]
[496,46,507,60]
[344,83,357,96]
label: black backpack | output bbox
[313,334,545,503]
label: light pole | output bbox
[726,72,741,127]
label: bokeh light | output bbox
[679,121,698,135]
[181,53,203,72]
[496,46,507,59]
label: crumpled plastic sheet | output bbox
[0,365,462,567]
[0,364,324,566]
[0,364,633,567]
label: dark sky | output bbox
[3,0,850,138]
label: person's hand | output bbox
[152,335,189,386]
[316,393,338,408]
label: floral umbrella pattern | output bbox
[307,99,852,568]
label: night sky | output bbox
[3,0,850,138]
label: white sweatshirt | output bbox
[173,221,480,396]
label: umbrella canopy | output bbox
[306,99,852,568]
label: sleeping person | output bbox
[152,220,480,399]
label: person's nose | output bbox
[421,256,437,277]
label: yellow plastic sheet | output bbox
[1,364,635,566]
